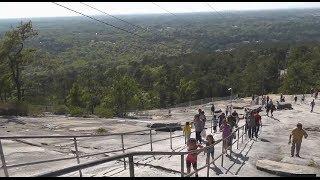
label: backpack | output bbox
[255,114,261,125]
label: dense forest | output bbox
[0,9,320,117]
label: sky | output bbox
[1,2,320,19]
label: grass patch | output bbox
[96,127,107,134]
[307,159,319,168]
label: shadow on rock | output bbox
[260,138,271,142]
[210,166,224,175]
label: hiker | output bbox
[301,94,305,102]
[294,95,298,103]
[204,135,215,166]
[248,111,256,139]
[218,113,226,130]
[200,110,207,124]
[227,114,237,130]
[252,94,255,104]
[186,138,203,177]
[221,119,232,154]
[267,99,275,117]
[310,99,315,112]
[231,110,239,125]
[270,101,275,117]
[280,94,285,102]
[262,95,266,106]
[254,111,262,139]
[244,108,250,135]
[225,105,229,116]
[211,104,215,115]
[193,114,204,144]
[266,100,271,116]
[212,115,218,133]
[288,123,308,157]
[183,122,192,144]
[266,96,270,104]
[256,96,260,105]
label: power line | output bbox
[52,2,143,38]
[52,2,171,49]
[205,3,224,18]
[79,2,169,46]
[151,2,189,23]
[79,2,149,33]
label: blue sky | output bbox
[1,2,320,19]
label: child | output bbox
[183,122,192,144]
[204,135,215,166]
[212,115,218,133]
[186,138,203,177]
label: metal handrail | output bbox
[33,125,245,177]
[0,122,208,175]
[0,124,183,139]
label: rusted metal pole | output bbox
[181,154,184,177]
[169,129,173,150]
[206,156,210,177]
[129,155,134,177]
[0,140,9,177]
[221,141,224,167]
[242,126,244,143]
[149,130,153,152]
[237,129,240,150]
[121,134,126,169]
[73,138,82,177]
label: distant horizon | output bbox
[1,2,320,20]
[1,6,320,21]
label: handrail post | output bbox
[129,155,134,177]
[0,140,9,177]
[169,128,173,150]
[73,137,82,177]
[181,154,184,177]
[211,117,213,134]
[206,153,210,177]
[221,140,224,167]
[241,126,244,143]
[237,128,239,150]
[149,130,153,152]
[121,134,126,169]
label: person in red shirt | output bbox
[186,138,203,177]
[254,112,262,139]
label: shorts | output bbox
[186,160,197,169]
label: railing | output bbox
[127,94,239,116]
[31,125,246,177]
[0,122,216,177]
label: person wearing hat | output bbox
[288,123,308,157]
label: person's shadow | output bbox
[210,165,224,175]
[270,116,280,121]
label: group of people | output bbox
[244,108,262,139]
[181,94,313,177]
[182,105,241,176]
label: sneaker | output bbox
[291,154,294,157]
[296,154,301,158]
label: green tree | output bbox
[103,75,141,117]
[0,21,38,102]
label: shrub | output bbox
[28,105,45,117]
[96,127,107,134]
[0,102,29,116]
[95,106,113,118]
[68,106,86,117]
[53,105,68,115]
